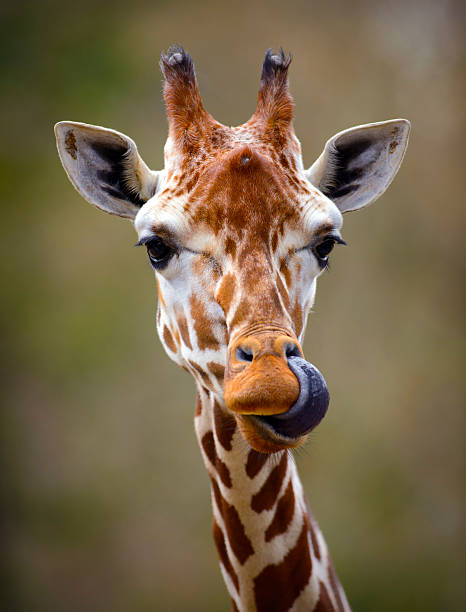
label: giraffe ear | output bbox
[55,121,162,220]
[305,119,410,213]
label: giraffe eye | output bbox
[314,238,336,264]
[312,235,346,268]
[146,237,174,269]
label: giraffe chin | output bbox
[236,414,305,453]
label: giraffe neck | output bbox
[194,387,350,612]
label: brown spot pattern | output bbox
[228,298,250,331]
[208,361,225,382]
[214,401,236,451]
[188,360,212,389]
[162,325,177,353]
[245,449,268,479]
[176,313,192,349]
[327,559,346,612]
[195,394,202,416]
[275,273,290,310]
[212,520,239,593]
[264,479,295,542]
[190,294,219,351]
[314,581,338,612]
[253,522,312,612]
[280,262,292,289]
[201,431,232,487]
[225,236,237,258]
[291,300,303,337]
[309,521,321,560]
[185,171,200,192]
[157,281,166,307]
[210,478,254,565]
[251,452,288,513]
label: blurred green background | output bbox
[1,0,464,610]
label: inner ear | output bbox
[324,137,375,199]
[55,121,161,219]
[91,139,148,208]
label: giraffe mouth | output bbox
[258,357,330,439]
[236,357,330,452]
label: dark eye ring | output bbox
[146,237,174,269]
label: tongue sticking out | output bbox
[259,356,330,439]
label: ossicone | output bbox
[159,45,196,86]
[159,45,214,150]
[260,48,292,87]
[253,48,295,138]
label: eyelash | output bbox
[312,236,346,269]
[137,236,175,270]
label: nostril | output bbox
[285,344,301,359]
[236,346,254,363]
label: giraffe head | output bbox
[55,46,410,454]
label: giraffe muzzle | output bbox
[224,334,301,416]
[224,334,330,449]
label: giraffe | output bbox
[54,46,410,611]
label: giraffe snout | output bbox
[224,334,302,416]
[224,333,330,453]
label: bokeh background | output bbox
[1,0,464,610]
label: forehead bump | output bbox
[229,147,258,171]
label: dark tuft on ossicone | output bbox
[261,48,292,84]
[254,48,294,136]
[160,45,196,84]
